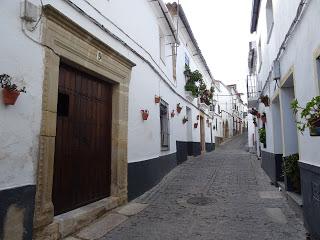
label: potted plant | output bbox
[283,154,300,193]
[194,122,198,128]
[249,108,258,116]
[171,110,175,118]
[0,74,26,105]
[253,117,257,127]
[141,110,149,121]
[177,103,183,113]
[182,116,188,124]
[258,128,266,145]
[261,112,267,123]
[183,65,192,79]
[291,97,320,136]
[155,95,161,104]
[257,112,261,118]
[260,95,270,107]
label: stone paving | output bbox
[72,134,307,240]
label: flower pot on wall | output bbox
[155,95,161,104]
[182,117,188,124]
[141,110,149,121]
[171,110,175,118]
[310,119,320,136]
[2,88,20,105]
[177,103,183,114]
[194,123,198,128]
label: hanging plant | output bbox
[283,154,301,193]
[253,117,257,127]
[176,103,183,113]
[155,95,161,104]
[291,97,320,136]
[260,95,270,107]
[141,110,149,121]
[184,65,203,97]
[171,110,175,118]
[261,112,267,123]
[0,74,26,105]
[182,116,188,124]
[249,108,258,116]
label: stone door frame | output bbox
[33,5,135,236]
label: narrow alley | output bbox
[70,134,306,240]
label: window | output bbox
[185,53,190,67]
[216,119,218,131]
[159,28,165,63]
[266,0,274,43]
[218,105,221,114]
[160,100,170,150]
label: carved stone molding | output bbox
[33,5,134,238]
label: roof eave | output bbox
[250,0,261,33]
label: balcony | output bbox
[247,74,260,109]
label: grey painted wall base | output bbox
[299,162,320,240]
[128,153,177,201]
[176,141,188,164]
[0,185,36,240]
[206,143,215,152]
[261,151,283,184]
[187,142,201,157]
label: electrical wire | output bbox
[30,0,44,31]
[62,0,215,118]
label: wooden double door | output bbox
[52,64,112,215]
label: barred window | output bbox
[160,100,170,151]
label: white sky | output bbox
[166,0,252,102]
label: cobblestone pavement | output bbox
[101,134,306,240]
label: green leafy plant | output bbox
[184,66,214,105]
[184,65,203,97]
[258,128,266,144]
[0,74,26,93]
[283,153,300,193]
[260,95,269,107]
[291,97,320,134]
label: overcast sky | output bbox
[166,0,252,102]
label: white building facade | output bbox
[248,0,320,238]
[0,1,238,239]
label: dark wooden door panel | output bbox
[53,64,112,215]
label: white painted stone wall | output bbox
[0,0,222,191]
[252,0,320,166]
[0,0,44,190]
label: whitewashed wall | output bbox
[0,0,218,193]
[254,0,320,166]
[0,0,44,190]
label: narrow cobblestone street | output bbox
[97,134,306,240]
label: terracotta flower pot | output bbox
[182,117,188,124]
[171,110,175,118]
[2,88,20,105]
[155,95,161,104]
[141,110,149,121]
[261,116,267,123]
[177,104,182,114]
